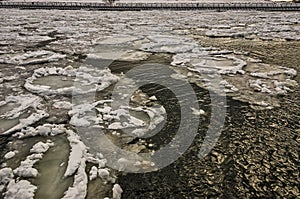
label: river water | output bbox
[0,9,299,198]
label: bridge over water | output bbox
[0,1,299,11]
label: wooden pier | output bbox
[0,1,299,11]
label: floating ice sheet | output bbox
[141,35,198,53]
[164,39,298,109]
[69,99,166,137]
[0,51,66,65]
[0,94,42,119]
[24,66,119,96]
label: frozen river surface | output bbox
[0,9,299,199]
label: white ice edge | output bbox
[13,141,54,178]
[0,94,42,120]
[24,66,119,96]
[3,110,49,136]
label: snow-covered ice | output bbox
[13,124,66,138]
[0,51,66,65]
[4,180,37,199]
[89,166,98,181]
[13,141,53,178]
[24,66,119,96]
[62,159,87,199]
[0,94,42,119]
[64,130,87,177]
[4,151,17,160]
[3,110,49,136]
[53,101,73,109]
[112,184,123,199]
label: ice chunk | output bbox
[4,180,37,199]
[1,134,65,197]
[53,101,72,109]
[250,72,270,79]
[14,124,66,138]
[191,108,206,116]
[62,159,87,199]
[89,166,98,181]
[283,68,297,77]
[14,141,53,178]
[248,79,272,94]
[24,66,119,96]
[4,151,17,160]
[0,94,42,119]
[30,141,54,154]
[64,130,87,177]
[140,35,197,53]
[98,169,110,182]
[149,96,157,101]
[220,80,239,93]
[0,50,65,65]
[0,168,13,185]
[112,184,123,199]
[3,110,49,136]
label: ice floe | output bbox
[98,168,110,183]
[13,124,66,138]
[62,159,87,199]
[3,123,115,198]
[4,180,37,199]
[0,94,49,135]
[13,141,54,178]
[87,50,150,62]
[70,99,166,137]
[112,184,123,199]
[4,151,17,160]
[0,50,66,65]
[95,35,141,45]
[0,168,13,189]
[186,55,247,75]
[53,101,73,109]
[64,130,87,177]
[191,108,206,116]
[157,37,298,109]
[121,51,151,62]
[141,35,198,53]
[2,110,49,136]
[24,66,119,96]
[89,166,98,181]
[0,94,42,120]
[88,35,150,62]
